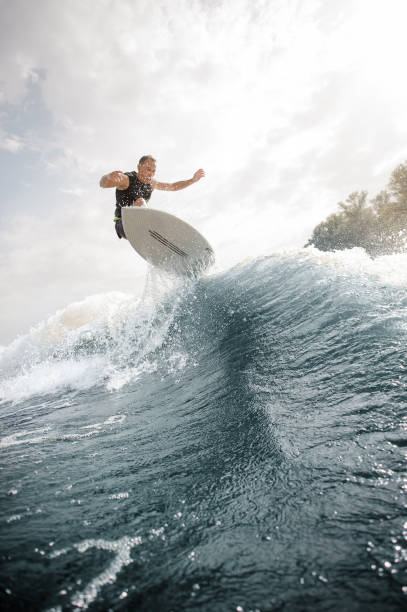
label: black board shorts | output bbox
[115,219,127,239]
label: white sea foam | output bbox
[1,249,406,405]
[0,426,52,449]
[106,360,158,391]
[108,492,129,500]
[0,415,125,449]
[218,246,407,291]
[50,536,142,610]
[0,270,183,403]
[288,246,407,288]
[48,524,174,609]
[0,356,108,403]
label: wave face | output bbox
[1,249,407,611]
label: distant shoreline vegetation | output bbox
[305,161,407,256]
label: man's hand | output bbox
[193,169,205,182]
[133,198,146,207]
[99,170,129,189]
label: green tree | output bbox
[306,160,407,256]
[306,191,378,254]
[375,162,407,253]
[389,162,407,204]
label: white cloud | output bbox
[0,128,24,153]
[1,135,24,153]
[1,0,407,342]
[59,187,84,197]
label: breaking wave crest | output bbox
[1,247,407,405]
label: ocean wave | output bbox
[2,248,407,610]
[1,248,407,405]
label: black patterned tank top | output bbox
[114,171,153,218]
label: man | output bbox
[99,155,205,239]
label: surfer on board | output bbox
[99,155,205,239]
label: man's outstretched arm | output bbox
[153,169,205,192]
[99,170,130,190]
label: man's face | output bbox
[138,159,156,182]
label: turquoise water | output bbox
[1,249,407,611]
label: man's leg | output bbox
[115,219,126,239]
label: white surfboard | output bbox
[122,207,215,277]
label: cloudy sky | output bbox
[1,0,407,344]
